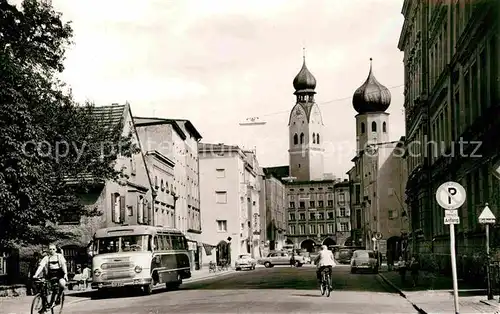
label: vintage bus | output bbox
[90,225,191,295]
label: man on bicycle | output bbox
[314,245,336,287]
[33,244,68,308]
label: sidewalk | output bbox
[0,267,236,314]
[379,268,500,314]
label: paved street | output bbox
[43,265,419,314]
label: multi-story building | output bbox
[399,0,500,274]
[260,168,287,252]
[282,56,351,251]
[135,117,203,270]
[198,143,262,267]
[347,58,409,259]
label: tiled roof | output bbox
[90,104,126,140]
[63,104,127,185]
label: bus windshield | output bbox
[95,235,152,254]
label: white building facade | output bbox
[198,143,262,267]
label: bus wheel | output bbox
[143,282,153,295]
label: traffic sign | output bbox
[436,181,466,210]
[479,203,496,224]
[445,210,459,218]
[375,232,382,240]
[444,217,460,225]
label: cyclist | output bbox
[33,243,68,308]
[314,245,336,288]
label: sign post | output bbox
[478,203,496,300]
[436,181,466,314]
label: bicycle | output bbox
[319,268,332,297]
[208,261,217,273]
[31,278,65,314]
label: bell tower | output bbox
[288,51,324,181]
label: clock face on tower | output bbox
[295,107,302,116]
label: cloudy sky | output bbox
[48,0,405,179]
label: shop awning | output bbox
[202,243,216,255]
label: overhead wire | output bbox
[257,83,405,118]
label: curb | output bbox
[183,269,236,284]
[378,273,427,314]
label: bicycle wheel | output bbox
[319,274,326,295]
[30,294,44,314]
[325,274,331,297]
[52,292,65,314]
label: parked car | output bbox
[258,251,306,267]
[350,250,378,273]
[336,248,354,264]
[235,254,257,270]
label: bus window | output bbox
[162,235,172,250]
[154,236,159,251]
[171,236,182,250]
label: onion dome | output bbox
[352,58,391,114]
[293,56,316,94]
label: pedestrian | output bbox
[290,251,296,267]
[409,256,420,287]
[397,256,406,284]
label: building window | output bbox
[289,213,295,220]
[309,201,315,208]
[289,202,295,208]
[318,224,325,234]
[327,212,334,219]
[318,200,324,207]
[388,210,394,219]
[127,205,133,216]
[340,222,349,231]
[154,176,158,189]
[216,169,225,178]
[293,133,298,145]
[355,185,361,204]
[215,191,227,203]
[361,122,365,134]
[112,193,123,223]
[0,253,6,275]
[310,213,315,220]
[318,213,324,220]
[137,196,144,224]
[309,225,316,234]
[371,121,377,132]
[299,201,305,209]
[216,220,227,232]
[312,133,316,143]
[340,208,346,217]
[327,224,334,234]
[338,193,345,204]
[299,225,305,234]
[316,133,320,144]
[300,133,304,144]
[289,225,296,234]
[161,179,165,191]
[299,213,305,220]
[327,200,333,207]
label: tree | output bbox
[0,0,138,248]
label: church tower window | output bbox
[317,134,320,144]
[382,122,387,133]
[371,121,377,132]
[361,122,365,134]
[300,133,304,144]
[312,133,316,144]
[293,133,298,145]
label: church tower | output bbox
[288,54,324,181]
[352,58,391,157]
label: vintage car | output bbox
[235,254,257,270]
[350,250,379,274]
[258,251,306,267]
